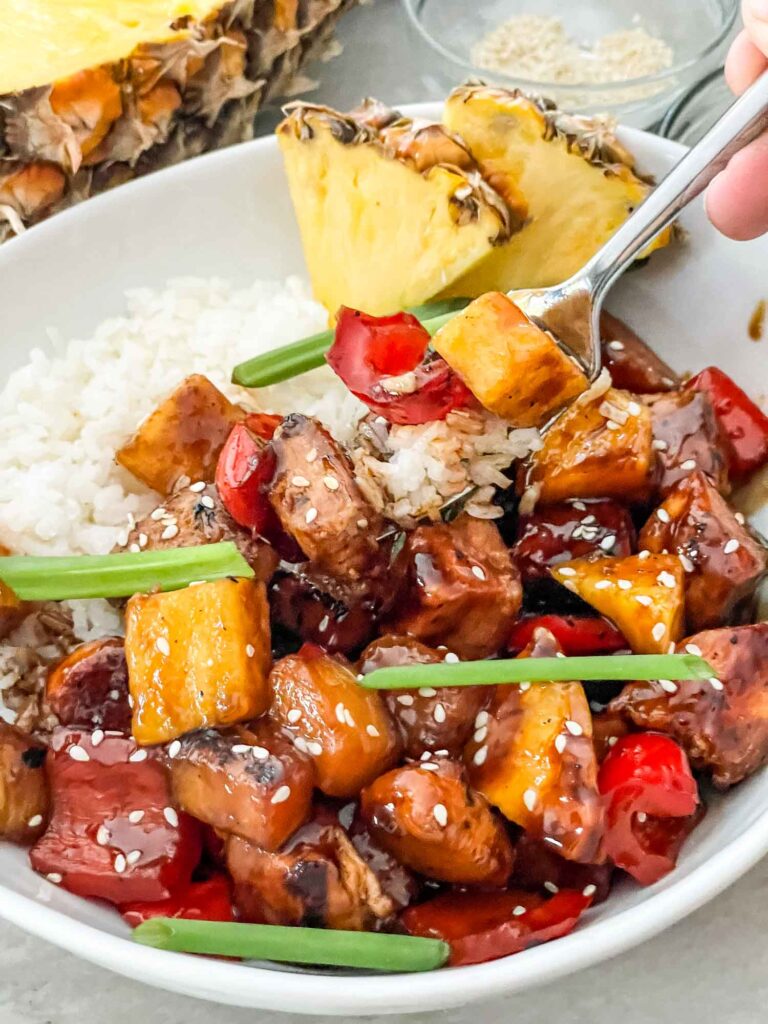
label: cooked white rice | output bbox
[0,274,541,723]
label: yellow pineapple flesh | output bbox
[442,84,672,295]
[277,100,525,317]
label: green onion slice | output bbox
[0,542,253,601]
[231,297,470,388]
[133,918,449,972]
[359,653,714,690]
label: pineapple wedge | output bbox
[277,100,525,316]
[0,0,356,241]
[442,85,672,295]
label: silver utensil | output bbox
[510,69,768,380]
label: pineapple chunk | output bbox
[431,291,587,426]
[277,101,522,316]
[117,374,244,495]
[522,386,654,504]
[125,578,271,745]
[551,554,685,654]
[442,85,671,295]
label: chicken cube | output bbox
[521,388,654,504]
[46,637,131,733]
[612,623,768,788]
[431,291,587,426]
[464,628,603,863]
[125,578,271,745]
[167,721,314,850]
[600,312,679,394]
[389,514,522,660]
[646,389,730,496]
[360,758,514,885]
[550,553,685,654]
[0,723,48,843]
[116,374,244,494]
[269,645,399,797]
[639,471,767,631]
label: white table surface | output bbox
[2,2,762,1020]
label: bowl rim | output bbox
[399,0,739,97]
[0,113,767,1014]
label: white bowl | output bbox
[1,104,767,1015]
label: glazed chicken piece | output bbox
[0,723,48,843]
[511,833,613,905]
[124,482,278,583]
[600,312,680,394]
[269,644,400,797]
[46,637,131,733]
[227,804,415,930]
[360,758,514,885]
[612,622,768,787]
[167,721,315,851]
[389,514,522,660]
[646,389,731,496]
[358,635,487,758]
[639,471,767,631]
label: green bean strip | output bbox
[133,918,449,972]
[0,542,253,600]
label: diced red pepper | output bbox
[327,307,472,425]
[30,729,201,905]
[508,615,627,656]
[686,367,768,479]
[402,888,593,966]
[598,732,699,885]
[215,423,276,532]
[243,412,282,441]
[120,875,234,928]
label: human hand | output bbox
[706,0,768,239]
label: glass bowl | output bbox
[660,67,735,145]
[400,0,738,127]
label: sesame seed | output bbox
[161,524,179,540]
[583,884,597,897]
[126,850,142,866]
[366,724,380,738]
[512,905,527,917]
[27,814,43,828]
[252,746,269,760]
[127,694,134,709]
[323,476,340,491]
[68,745,90,762]
[606,419,620,431]
[607,735,618,747]
[638,549,651,560]
[397,694,415,707]
[287,709,302,724]
[523,788,537,812]
[155,637,170,657]
[293,736,309,754]
[167,740,181,759]
[474,726,488,743]
[335,702,346,724]
[473,745,488,766]
[572,501,587,511]
[163,806,179,828]
[292,475,310,487]
[656,508,671,523]
[190,481,206,492]
[636,812,648,823]
[357,518,369,529]
[200,495,215,509]
[659,679,678,694]
[246,644,255,658]
[724,539,740,555]
[418,687,437,697]
[433,803,448,827]
[434,749,449,757]
[305,448,318,463]
[420,761,439,772]
[114,854,127,874]
[594,579,613,590]
[652,622,667,642]
[679,554,695,573]
[128,811,145,824]
[680,459,697,470]
[318,616,330,632]
[46,873,63,884]
[444,652,460,664]
[271,785,291,805]
[433,703,446,724]
[735,512,746,525]
[608,340,624,351]
[652,439,669,451]
[129,749,148,763]
[96,824,110,846]
[628,401,642,416]
[544,881,560,894]
[555,734,567,754]
[344,709,355,728]
[129,543,141,554]
[657,571,677,588]
[519,681,531,692]
[232,744,251,753]
[475,710,489,729]
[150,507,166,520]
[471,565,486,581]
[91,729,105,747]
[685,643,703,656]
[634,593,653,607]
[558,567,577,577]
[708,676,724,691]
[305,507,318,524]
[617,579,632,590]
[307,741,324,756]
[138,533,148,548]
[565,720,583,736]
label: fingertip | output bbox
[725,30,768,94]
[706,136,768,240]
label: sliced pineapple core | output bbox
[277,101,522,317]
[442,85,671,295]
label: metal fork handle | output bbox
[584,68,768,307]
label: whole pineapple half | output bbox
[441,84,673,297]
[277,99,526,317]
[0,0,356,241]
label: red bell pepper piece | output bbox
[327,307,472,425]
[686,367,768,478]
[30,729,201,904]
[215,423,276,532]
[508,615,627,656]
[120,875,234,928]
[402,888,593,966]
[243,412,282,441]
[598,732,699,886]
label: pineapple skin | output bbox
[277,100,524,316]
[0,0,356,241]
[442,84,672,296]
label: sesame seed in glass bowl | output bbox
[400,0,738,128]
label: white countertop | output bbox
[2,2,762,1020]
